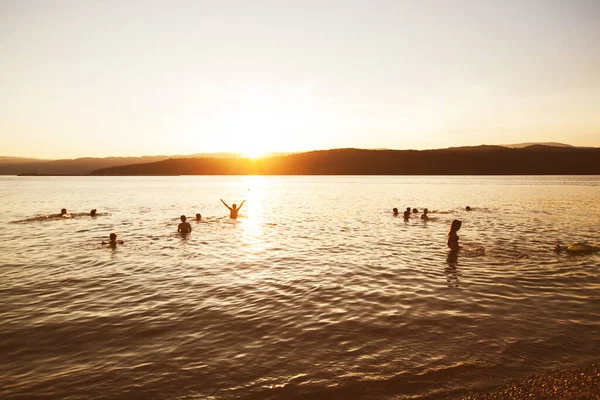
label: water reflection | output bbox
[445,251,460,287]
[241,176,267,258]
[446,250,458,267]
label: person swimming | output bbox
[221,199,246,219]
[195,213,202,221]
[466,206,472,211]
[412,208,419,213]
[447,219,462,251]
[59,208,71,218]
[392,208,399,216]
[102,232,124,246]
[421,208,429,220]
[554,242,600,253]
[90,209,97,217]
[403,207,411,219]
[178,215,192,233]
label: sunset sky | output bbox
[1,0,599,159]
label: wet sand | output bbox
[462,362,600,399]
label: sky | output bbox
[1,0,599,159]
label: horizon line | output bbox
[3,142,597,161]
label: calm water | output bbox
[1,176,599,399]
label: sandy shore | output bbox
[462,362,600,399]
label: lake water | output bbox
[1,176,599,399]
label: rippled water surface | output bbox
[1,176,599,399]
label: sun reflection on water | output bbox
[240,176,268,259]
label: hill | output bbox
[0,152,293,175]
[91,145,600,175]
[501,142,575,148]
[0,156,174,175]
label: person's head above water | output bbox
[423,208,428,214]
[109,232,118,242]
[180,215,187,222]
[61,208,67,215]
[412,208,418,213]
[449,219,462,233]
[406,207,411,212]
[232,204,237,209]
[195,213,201,220]
[393,208,398,214]
[90,209,97,217]
[466,206,471,211]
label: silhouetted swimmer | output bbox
[90,209,97,217]
[178,215,192,233]
[393,208,399,216]
[195,213,202,221]
[103,232,124,246]
[447,219,462,251]
[412,208,419,213]
[221,199,246,219]
[554,242,600,253]
[58,208,71,218]
[421,208,429,220]
[403,207,411,219]
[466,206,472,211]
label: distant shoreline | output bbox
[3,146,600,176]
[4,172,600,177]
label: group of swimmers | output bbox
[392,206,469,251]
[393,205,598,254]
[176,199,246,233]
[110,199,246,245]
[51,208,98,219]
[29,202,600,254]
[392,207,431,220]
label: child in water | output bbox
[195,213,202,221]
[178,215,192,233]
[403,207,411,219]
[421,208,429,220]
[392,208,399,216]
[103,233,124,246]
[447,219,462,251]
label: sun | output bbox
[206,87,338,157]
[243,148,268,159]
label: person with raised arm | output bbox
[220,199,246,219]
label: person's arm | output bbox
[238,200,246,210]
[220,199,232,210]
[178,223,182,233]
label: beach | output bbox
[463,362,600,399]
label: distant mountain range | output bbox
[0,152,264,175]
[501,142,576,148]
[1,144,598,175]
[90,145,600,176]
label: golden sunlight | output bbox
[243,148,269,159]
[208,87,338,156]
